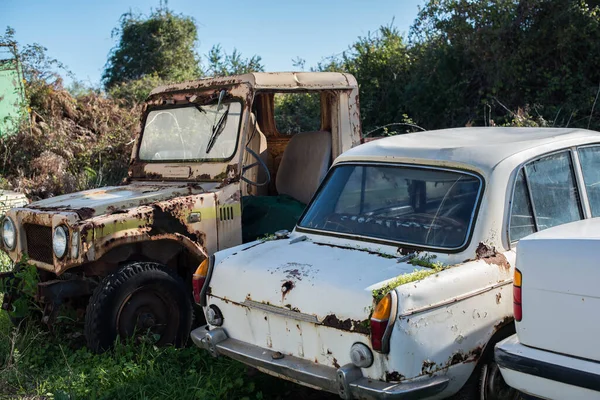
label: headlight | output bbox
[349,343,374,368]
[2,217,16,249]
[53,225,69,259]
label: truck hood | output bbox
[209,237,428,325]
[26,181,213,219]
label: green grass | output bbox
[0,257,335,400]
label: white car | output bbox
[191,127,600,399]
[496,218,600,400]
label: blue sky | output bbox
[2,0,424,87]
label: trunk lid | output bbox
[209,236,430,373]
[210,238,426,323]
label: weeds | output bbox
[372,254,446,302]
[0,251,333,399]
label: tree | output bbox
[204,45,264,77]
[102,5,201,90]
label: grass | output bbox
[0,257,335,400]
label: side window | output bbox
[525,151,582,230]
[510,151,583,242]
[578,146,600,217]
[510,170,535,242]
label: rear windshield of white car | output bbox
[298,164,483,250]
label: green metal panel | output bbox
[0,45,27,136]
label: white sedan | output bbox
[496,218,600,400]
[192,127,600,399]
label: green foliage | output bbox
[273,93,321,134]
[107,73,166,106]
[406,0,600,129]
[372,254,445,302]
[339,24,413,134]
[102,5,201,90]
[0,260,39,320]
[0,310,324,399]
[287,1,600,134]
[205,45,264,77]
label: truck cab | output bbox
[0,72,361,352]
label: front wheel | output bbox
[84,262,193,353]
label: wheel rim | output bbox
[481,362,519,400]
[116,285,179,346]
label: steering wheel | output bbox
[241,146,271,187]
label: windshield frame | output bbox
[137,101,244,163]
[295,161,486,253]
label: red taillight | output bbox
[192,276,206,303]
[192,259,209,304]
[370,319,389,351]
[370,293,392,352]
[513,268,522,322]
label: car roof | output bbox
[335,127,600,174]
[149,72,358,95]
[522,217,600,241]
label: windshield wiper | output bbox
[206,105,230,153]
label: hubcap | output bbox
[116,286,179,345]
[481,362,519,400]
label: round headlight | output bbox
[53,225,69,259]
[350,343,374,368]
[206,304,223,326]
[2,217,16,249]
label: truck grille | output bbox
[24,224,53,264]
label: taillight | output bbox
[192,259,209,304]
[513,268,522,322]
[371,293,392,352]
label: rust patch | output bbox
[494,316,515,332]
[75,207,95,220]
[449,352,468,366]
[385,371,405,382]
[281,280,295,301]
[476,242,496,258]
[421,360,436,375]
[475,242,510,270]
[322,314,370,335]
[284,269,303,281]
[496,292,502,304]
[469,346,483,361]
[332,357,340,369]
[148,204,201,244]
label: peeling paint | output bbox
[321,314,370,335]
[476,242,510,270]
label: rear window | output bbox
[298,164,482,249]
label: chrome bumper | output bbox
[191,325,449,400]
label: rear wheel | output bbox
[84,262,193,353]
[452,330,522,400]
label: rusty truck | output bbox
[0,72,362,352]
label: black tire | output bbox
[84,261,193,353]
[451,350,522,400]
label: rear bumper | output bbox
[191,325,449,400]
[496,334,600,399]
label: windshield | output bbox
[298,164,482,249]
[139,102,242,161]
